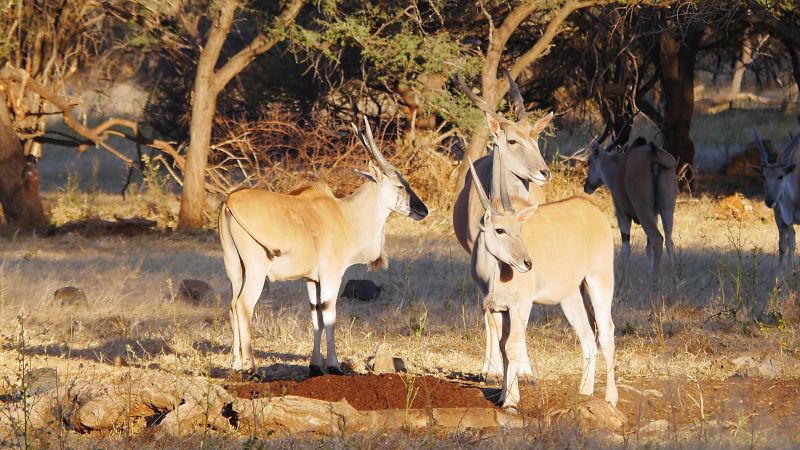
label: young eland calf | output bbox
[467,157,617,411]
[452,71,553,380]
[219,118,428,375]
[583,137,678,276]
[750,128,800,267]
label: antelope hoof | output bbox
[481,371,503,385]
[233,360,255,373]
[503,405,519,415]
[518,365,540,382]
[308,365,324,378]
[327,366,344,376]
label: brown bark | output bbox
[659,30,702,170]
[178,0,306,230]
[458,0,607,185]
[0,92,46,227]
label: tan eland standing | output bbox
[219,118,428,375]
[467,157,617,411]
[452,71,553,380]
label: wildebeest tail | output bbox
[580,279,599,341]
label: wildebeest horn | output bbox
[753,128,769,165]
[779,130,800,165]
[494,150,515,213]
[605,111,640,151]
[503,69,528,121]
[352,117,393,174]
[468,157,493,213]
[455,75,508,123]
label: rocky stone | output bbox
[178,279,214,304]
[18,368,58,397]
[368,353,406,374]
[552,399,626,432]
[342,279,382,301]
[757,356,782,379]
[53,286,87,307]
[638,419,671,438]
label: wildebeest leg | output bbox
[776,209,795,270]
[787,222,796,269]
[320,276,344,374]
[658,177,677,283]
[662,212,676,283]
[561,291,598,397]
[639,214,664,275]
[583,273,618,406]
[306,281,324,377]
[482,311,504,381]
[616,211,633,264]
[500,301,533,411]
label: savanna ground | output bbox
[2,110,800,448]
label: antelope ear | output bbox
[748,164,763,175]
[516,204,538,222]
[355,161,384,182]
[485,113,502,140]
[531,112,554,135]
[354,169,376,182]
[368,160,385,181]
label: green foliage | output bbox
[296,1,480,127]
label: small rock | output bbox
[53,287,87,307]
[711,356,736,373]
[639,419,670,436]
[552,398,626,432]
[18,368,58,396]
[342,279,381,301]
[758,356,782,379]
[392,357,407,373]
[368,353,406,374]
[178,279,214,304]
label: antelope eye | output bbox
[495,228,506,234]
[779,175,784,180]
[507,139,518,146]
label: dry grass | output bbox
[3,109,800,447]
[0,166,799,447]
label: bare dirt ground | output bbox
[2,153,800,448]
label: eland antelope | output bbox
[219,118,428,375]
[467,157,617,411]
[750,128,800,267]
[583,136,677,276]
[452,71,553,380]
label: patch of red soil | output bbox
[226,374,495,411]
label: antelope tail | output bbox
[580,279,599,341]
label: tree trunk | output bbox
[660,30,702,170]
[0,94,46,227]
[177,76,217,230]
[177,0,304,230]
[177,0,237,231]
[731,35,755,96]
